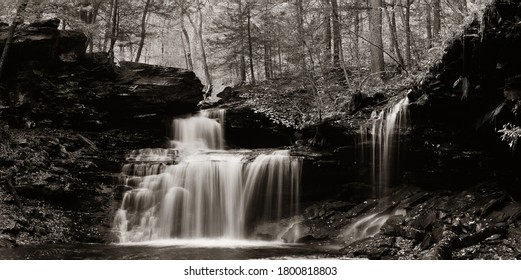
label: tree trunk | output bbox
[264,0,271,79]
[180,8,193,71]
[238,0,246,83]
[296,0,307,72]
[426,0,433,49]
[187,1,212,88]
[0,0,30,80]
[102,0,114,52]
[277,40,282,76]
[369,0,385,75]
[354,0,361,76]
[405,0,412,68]
[108,0,119,61]
[323,0,332,68]
[385,0,405,69]
[331,0,341,67]
[135,0,152,62]
[180,30,189,69]
[432,0,441,41]
[197,9,212,87]
[247,6,255,84]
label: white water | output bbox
[343,208,406,244]
[347,96,409,243]
[114,109,301,243]
[358,97,409,197]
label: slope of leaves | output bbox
[234,69,418,130]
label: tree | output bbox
[135,0,152,62]
[385,0,405,69]
[238,0,247,83]
[108,0,119,61]
[425,0,433,49]
[331,0,341,67]
[246,3,255,84]
[0,0,30,80]
[180,1,193,70]
[369,0,385,75]
[187,0,212,88]
[432,0,441,41]
[322,0,332,69]
[404,0,413,68]
[296,0,307,72]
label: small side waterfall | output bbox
[346,97,409,243]
[114,110,301,243]
[358,97,410,197]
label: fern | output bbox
[498,123,521,150]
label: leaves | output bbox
[498,123,521,150]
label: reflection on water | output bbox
[0,243,338,260]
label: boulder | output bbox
[0,20,87,67]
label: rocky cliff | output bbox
[0,20,204,246]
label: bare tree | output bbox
[322,0,332,69]
[385,0,405,69]
[246,4,255,84]
[433,0,441,41]
[180,2,193,70]
[134,0,152,62]
[331,0,341,67]
[238,0,247,83]
[108,0,119,61]
[426,0,433,48]
[187,0,212,88]
[369,0,385,75]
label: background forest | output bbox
[1,0,491,90]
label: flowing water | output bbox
[357,97,410,197]
[347,97,410,243]
[114,110,302,244]
[0,99,412,258]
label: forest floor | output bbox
[221,68,419,131]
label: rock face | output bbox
[1,20,203,136]
[0,20,203,246]
[0,22,87,68]
[405,0,521,188]
[282,184,521,259]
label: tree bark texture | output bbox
[369,0,385,75]
[331,0,341,67]
[135,0,152,62]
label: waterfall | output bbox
[358,96,409,197]
[345,96,409,244]
[170,110,225,150]
[114,109,301,243]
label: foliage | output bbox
[498,123,521,150]
[237,67,416,130]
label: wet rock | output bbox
[281,224,328,243]
[380,215,405,236]
[457,224,507,248]
[486,202,521,224]
[421,230,458,260]
[402,226,424,242]
[344,235,396,260]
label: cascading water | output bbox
[357,96,410,197]
[347,96,409,243]
[113,109,301,243]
